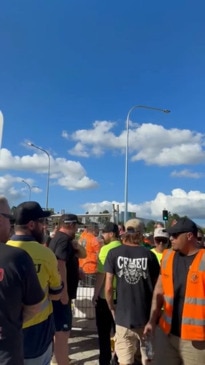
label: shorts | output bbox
[52,301,72,332]
[24,342,52,365]
[152,326,205,365]
[115,325,147,365]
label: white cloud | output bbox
[69,142,89,157]
[0,148,98,191]
[63,120,205,166]
[82,188,205,221]
[61,130,70,139]
[171,169,204,178]
[66,120,125,157]
[0,174,41,206]
[82,201,115,214]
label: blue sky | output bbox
[1,0,205,223]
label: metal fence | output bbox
[72,274,96,324]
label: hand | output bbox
[79,268,85,281]
[72,240,78,249]
[92,294,98,306]
[143,321,155,337]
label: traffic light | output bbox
[162,209,169,221]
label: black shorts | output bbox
[52,301,72,332]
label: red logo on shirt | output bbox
[0,269,4,281]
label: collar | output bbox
[10,234,36,242]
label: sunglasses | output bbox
[197,237,203,241]
[155,238,168,244]
[0,212,14,220]
[171,233,182,239]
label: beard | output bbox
[32,226,44,244]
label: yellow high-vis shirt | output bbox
[7,236,63,358]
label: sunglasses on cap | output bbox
[0,213,14,224]
[170,232,182,239]
[155,237,168,244]
[171,232,195,239]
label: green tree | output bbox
[145,220,156,233]
[164,212,181,227]
[11,206,16,215]
[98,210,110,224]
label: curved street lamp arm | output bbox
[22,180,31,201]
[124,105,170,224]
[27,142,50,209]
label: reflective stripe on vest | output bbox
[161,311,172,324]
[161,249,173,270]
[199,252,205,271]
[164,295,173,305]
[160,249,205,340]
[182,317,205,326]
[184,297,205,305]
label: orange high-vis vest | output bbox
[159,249,205,340]
[78,232,101,274]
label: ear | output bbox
[27,221,36,230]
[187,232,193,241]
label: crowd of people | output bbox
[1,196,205,365]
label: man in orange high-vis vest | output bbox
[79,222,101,286]
[144,217,205,365]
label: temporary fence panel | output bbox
[73,286,95,319]
[73,274,96,319]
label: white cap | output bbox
[154,227,169,239]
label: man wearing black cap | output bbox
[93,222,121,365]
[144,217,205,365]
[0,197,45,365]
[49,213,82,365]
[7,201,63,365]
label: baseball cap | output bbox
[59,213,82,225]
[167,217,198,236]
[14,201,51,225]
[125,218,144,233]
[102,222,119,235]
[154,227,169,239]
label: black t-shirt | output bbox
[170,252,197,337]
[49,231,79,299]
[0,243,44,365]
[104,244,160,329]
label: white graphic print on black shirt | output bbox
[117,256,148,284]
[104,245,160,328]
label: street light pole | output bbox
[27,142,50,210]
[22,180,32,201]
[22,180,39,200]
[124,105,170,225]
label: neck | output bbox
[123,241,139,246]
[14,229,31,236]
[180,245,200,256]
[59,227,72,236]
[154,245,164,253]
